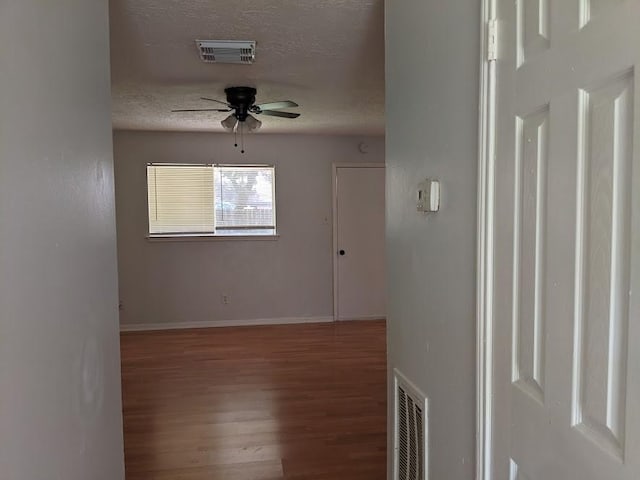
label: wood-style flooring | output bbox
[120,320,387,480]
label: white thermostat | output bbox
[417,179,440,213]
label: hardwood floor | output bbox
[120,320,387,480]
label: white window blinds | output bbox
[147,164,214,234]
[146,163,276,236]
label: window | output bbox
[147,163,276,237]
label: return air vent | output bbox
[394,369,428,480]
[196,40,256,64]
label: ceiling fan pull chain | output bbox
[234,125,238,148]
[240,122,245,154]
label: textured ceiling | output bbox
[109,0,385,134]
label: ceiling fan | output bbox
[172,87,300,152]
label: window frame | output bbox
[146,162,278,240]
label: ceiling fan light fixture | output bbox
[221,114,238,131]
[244,114,262,132]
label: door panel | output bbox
[335,166,386,320]
[574,72,633,459]
[491,0,640,478]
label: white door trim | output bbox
[476,0,497,479]
[332,162,385,321]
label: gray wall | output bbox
[385,0,480,478]
[114,131,384,328]
[0,1,125,479]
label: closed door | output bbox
[335,165,386,320]
[491,0,640,479]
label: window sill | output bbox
[146,233,280,243]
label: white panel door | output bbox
[491,0,640,479]
[335,166,386,320]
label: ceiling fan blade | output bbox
[200,97,232,107]
[259,110,300,119]
[171,108,231,112]
[255,100,299,110]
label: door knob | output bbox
[339,249,346,256]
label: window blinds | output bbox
[146,164,275,236]
[147,164,214,234]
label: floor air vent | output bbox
[394,369,428,480]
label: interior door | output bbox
[491,0,640,479]
[335,165,386,320]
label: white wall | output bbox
[385,1,480,479]
[114,131,384,328]
[0,1,124,480]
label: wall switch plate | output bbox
[417,179,440,213]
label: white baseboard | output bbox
[336,314,387,321]
[120,315,335,332]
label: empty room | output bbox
[2,1,639,480]
[112,0,387,478]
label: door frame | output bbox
[332,162,386,321]
[476,0,497,479]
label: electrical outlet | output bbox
[221,294,230,305]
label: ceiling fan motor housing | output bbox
[225,86,256,121]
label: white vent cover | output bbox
[195,40,256,64]
[394,369,428,480]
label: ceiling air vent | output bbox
[394,369,428,480]
[196,40,256,65]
